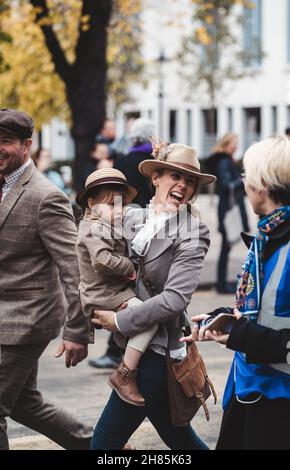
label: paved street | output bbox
[9,195,257,450]
[9,290,234,451]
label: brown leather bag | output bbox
[139,255,217,426]
[166,342,217,426]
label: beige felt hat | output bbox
[76,168,137,207]
[139,140,216,186]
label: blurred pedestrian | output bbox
[285,127,290,140]
[0,108,93,450]
[207,133,249,294]
[114,118,155,208]
[110,116,137,159]
[90,139,113,169]
[32,147,65,191]
[184,135,290,450]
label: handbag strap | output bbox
[138,256,155,297]
[138,255,191,354]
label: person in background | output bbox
[32,148,65,192]
[285,127,290,140]
[100,119,116,144]
[207,133,249,294]
[110,116,137,159]
[90,139,113,170]
[114,118,155,208]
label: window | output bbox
[243,0,262,66]
[228,108,233,132]
[186,110,192,146]
[169,110,178,141]
[271,106,277,134]
[201,109,217,157]
[243,107,261,151]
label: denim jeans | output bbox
[91,350,209,450]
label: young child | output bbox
[76,168,158,406]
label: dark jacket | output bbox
[114,145,154,208]
[217,218,290,363]
[207,152,248,233]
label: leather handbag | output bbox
[139,256,217,426]
[166,341,217,426]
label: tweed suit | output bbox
[0,162,92,449]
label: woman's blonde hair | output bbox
[211,132,237,154]
[243,136,290,201]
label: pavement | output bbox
[8,195,257,450]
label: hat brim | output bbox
[139,160,216,186]
[76,180,138,207]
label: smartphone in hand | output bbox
[202,313,237,334]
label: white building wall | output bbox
[45,0,290,160]
[120,0,290,157]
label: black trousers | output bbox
[217,233,231,288]
[216,394,290,450]
[106,333,122,359]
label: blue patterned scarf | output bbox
[236,206,290,320]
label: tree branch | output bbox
[30,0,71,83]
[75,0,113,66]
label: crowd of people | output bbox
[0,107,289,450]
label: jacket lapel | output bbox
[145,207,189,263]
[0,163,35,229]
[125,206,191,264]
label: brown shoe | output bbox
[108,360,145,407]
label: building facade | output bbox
[117,0,290,158]
[46,0,290,161]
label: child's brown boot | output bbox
[108,360,145,406]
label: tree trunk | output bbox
[30,0,113,191]
[68,58,108,191]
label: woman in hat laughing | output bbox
[91,138,216,450]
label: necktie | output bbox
[0,176,5,203]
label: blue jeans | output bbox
[91,350,209,450]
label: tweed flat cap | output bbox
[0,108,34,139]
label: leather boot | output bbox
[108,360,145,407]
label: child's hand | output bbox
[127,270,137,282]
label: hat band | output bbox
[85,177,127,190]
[0,124,31,139]
[168,162,201,173]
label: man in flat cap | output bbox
[0,108,93,449]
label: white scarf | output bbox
[131,198,175,256]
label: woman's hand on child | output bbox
[127,270,137,282]
[92,309,118,332]
[117,302,128,311]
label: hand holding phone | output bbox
[202,313,237,334]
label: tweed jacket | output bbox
[0,162,92,345]
[115,206,210,351]
[77,215,136,316]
